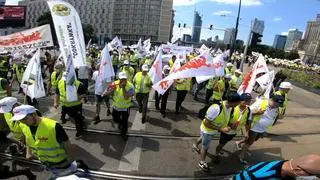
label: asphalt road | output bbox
[1,64,320,179]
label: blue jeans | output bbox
[200,131,212,150]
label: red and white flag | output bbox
[98,45,115,80]
[148,50,163,84]
[237,54,269,95]
[153,54,224,94]
[152,59,181,95]
[256,70,275,99]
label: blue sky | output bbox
[5,0,320,45]
[172,0,320,45]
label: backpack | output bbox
[198,104,223,120]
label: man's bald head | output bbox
[294,154,320,175]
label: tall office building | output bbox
[21,0,173,44]
[223,28,235,45]
[273,35,287,50]
[302,14,320,64]
[284,29,303,51]
[191,11,202,43]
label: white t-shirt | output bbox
[250,100,278,133]
[93,70,111,96]
[200,104,232,134]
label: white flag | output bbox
[199,44,209,55]
[238,54,269,95]
[196,54,226,83]
[148,50,163,84]
[143,38,151,53]
[65,53,78,102]
[98,45,115,80]
[47,1,87,67]
[256,70,275,99]
[152,59,181,95]
[21,49,46,99]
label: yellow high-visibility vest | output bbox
[20,118,68,165]
[134,72,152,93]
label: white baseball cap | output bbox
[124,60,130,65]
[163,65,170,71]
[235,69,242,74]
[227,63,234,67]
[11,105,37,121]
[142,64,149,71]
[279,82,293,89]
[118,71,128,79]
[0,97,18,114]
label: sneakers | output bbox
[161,113,166,118]
[192,144,200,154]
[198,161,209,171]
[76,132,83,139]
[107,109,111,116]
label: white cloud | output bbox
[213,10,233,16]
[173,0,198,7]
[273,17,282,22]
[5,0,21,5]
[210,0,262,6]
[281,32,288,36]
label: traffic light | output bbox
[209,25,213,30]
[183,23,186,28]
[178,23,181,28]
[250,32,263,47]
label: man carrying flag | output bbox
[54,72,86,139]
[103,72,134,141]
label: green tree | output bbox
[82,24,95,44]
[285,50,300,60]
[37,11,57,45]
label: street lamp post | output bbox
[230,0,242,59]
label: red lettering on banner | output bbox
[171,56,223,73]
[152,60,159,74]
[0,31,42,46]
[103,61,108,66]
[159,80,169,90]
[257,65,264,69]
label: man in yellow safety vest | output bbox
[103,72,134,141]
[0,97,25,153]
[0,77,11,142]
[54,72,86,139]
[133,64,152,124]
[120,60,135,82]
[11,105,75,177]
[192,92,241,171]
[175,77,192,114]
[214,93,252,163]
[237,94,285,164]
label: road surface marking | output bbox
[117,90,155,172]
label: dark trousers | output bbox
[61,104,84,134]
[194,82,206,97]
[176,90,188,112]
[26,96,38,109]
[79,79,89,94]
[205,89,213,104]
[136,93,149,118]
[155,91,169,114]
[113,65,119,75]
[112,108,129,136]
